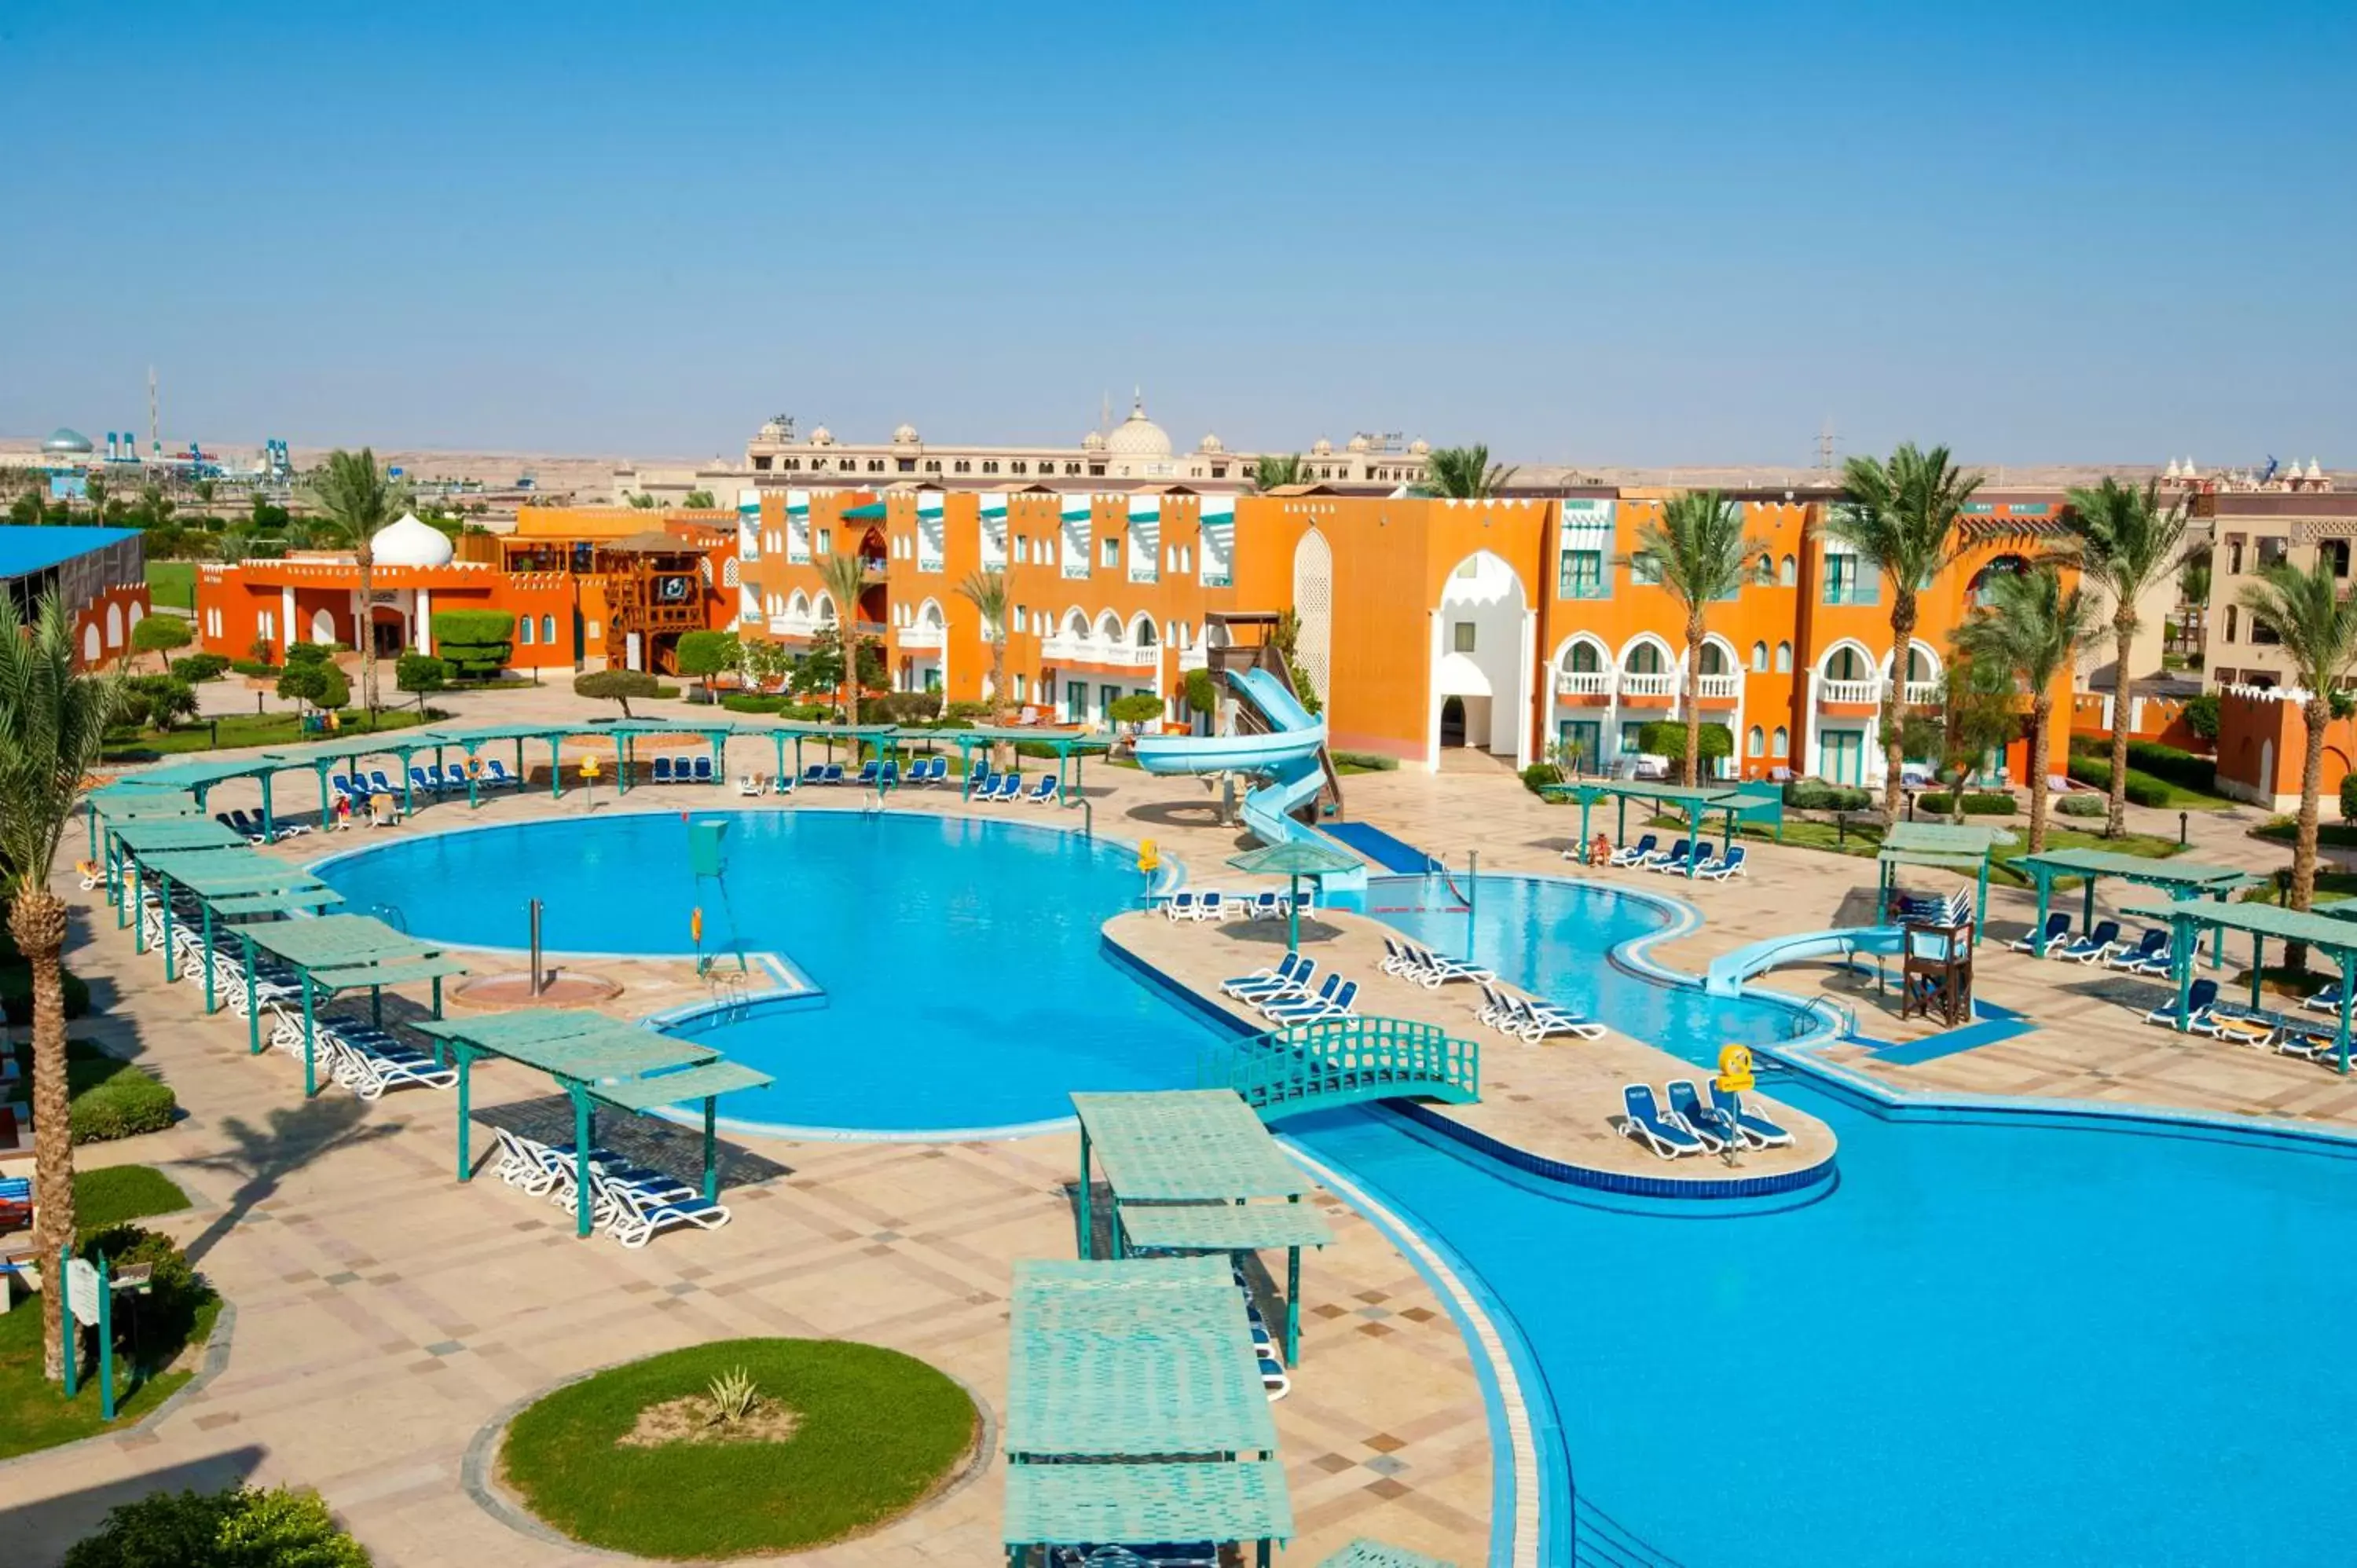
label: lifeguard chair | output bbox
[1901,921,1974,1026]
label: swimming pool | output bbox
[319,819,2357,1564]
[314,810,1218,1134]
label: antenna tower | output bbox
[1816,420,1836,473]
[148,368,160,456]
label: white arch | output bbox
[813,592,837,623]
[310,607,337,643]
[915,595,946,628]
[1616,631,1676,672]
[1551,631,1611,672]
[1816,636,1878,678]
[1095,610,1125,643]
[1062,606,1092,639]
[126,601,145,632]
[1293,529,1335,706]
[789,589,811,617]
[1880,642,1943,682]
[104,603,123,648]
[81,623,101,665]
[1688,631,1743,674]
[1129,611,1158,647]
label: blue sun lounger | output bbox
[1222,951,1309,999]
[2304,981,2347,1014]
[1708,1081,1794,1149]
[819,763,845,786]
[2009,913,2071,956]
[1651,841,1695,875]
[651,756,676,784]
[2106,929,2168,973]
[799,763,827,786]
[1024,775,1058,804]
[1666,1079,1738,1152]
[1695,844,1748,880]
[2062,919,2123,963]
[691,756,714,783]
[1266,976,1356,1026]
[2145,976,2223,1033]
[855,760,880,786]
[1622,1084,1703,1160]
[482,759,517,788]
[1607,833,1658,868]
[990,773,1022,802]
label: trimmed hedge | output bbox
[7,1039,178,1143]
[170,652,230,682]
[2125,740,2218,792]
[2055,792,2106,818]
[2067,754,2171,808]
[1785,780,1873,811]
[431,610,515,680]
[1917,791,2018,816]
[2343,773,2357,821]
[63,1484,367,1568]
[1522,764,1563,796]
[1331,750,1400,771]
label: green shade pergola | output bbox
[1316,1542,1461,1568]
[947,726,1111,803]
[2013,848,2256,969]
[2123,897,2357,1073]
[103,815,247,922]
[1542,779,1785,876]
[1072,1090,1321,1363]
[130,847,342,1010]
[105,752,300,837]
[1002,1461,1292,1565]
[409,1009,772,1236]
[230,914,469,1097]
[1226,839,1363,949]
[1877,820,2018,943]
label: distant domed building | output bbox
[42,427,94,456]
[369,512,456,569]
[1102,400,1174,465]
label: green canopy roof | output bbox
[1317,1541,1459,1568]
[87,786,200,819]
[110,818,248,855]
[137,848,339,901]
[2121,897,2357,955]
[945,726,1112,753]
[108,755,290,791]
[410,1009,715,1082]
[1072,1090,1310,1202]
[2011,848,2251,890]
[1546,780,1758,807]
[1226,840,1365,878]
[839,501,889,520]
[1117,1202,1334,1253]
[1003,1460,1292,1548]
[233,914,464,991]
[590,1060,775,1112]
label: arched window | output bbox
[1696,642,1730,675]
[1750,641,1768,672]
[1772,726,1790,757]
[542,614,556,644]
[1970,554,2029,606]
[82,623,101,665]
[1775,641,1793,672]
[1624,642,1665,675]
[1778,555,1797,587]
[1748,725,1765,757]
[723,558,741,588]
[1756,553,1774,584]
[519,617,535,645]
[1826,646,1868,681]
[1568,641,1601,673]
[104,604,123,648]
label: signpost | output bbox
[1716,1044,1755,1170]
[57,1251,117,1417]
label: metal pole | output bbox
[1467,850,1479,964]
[58,1243,76,1398]
[529,899,544,996]
[97,1252,115,1421]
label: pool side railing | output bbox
[1198,1014,1479,1117]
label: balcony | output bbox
[1555,670,1611,697]
[768,612,820,639]
[1177,643,1208,671]
[898,624,946,651]
[1820,677,1882,705]
[1694,672,1743,702]
[1618,672,1677,701]
[852,619,888,639]
[1902,679,1941,705]
[1042,634,1160,669]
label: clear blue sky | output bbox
[3,2,2349,468]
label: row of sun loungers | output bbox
[1600,834,1749,880]
[489,1127,731,1248]
[1164,888,1312,923]
[2141,977,2355,1061]
[213,808,311,844]
[1379,937,1492,990]
[1477,982,1606,1042]
[1893,888,1974,929]
[2008,914,2175,973]
[1219,953,1361,1026]
[1622,1079,1793,1160]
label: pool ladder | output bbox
[367,901,409,932]
[1572,1495,1688,1566]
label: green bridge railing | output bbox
[1197,1015,1480,1119]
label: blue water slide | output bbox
[1131,667,1367,895]
[1703,925,1903,997]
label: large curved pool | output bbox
[316,813,2357,1565]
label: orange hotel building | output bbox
[193,507,738,673]
[734,484,2075,786]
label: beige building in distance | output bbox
[2192,460,2348,690]
[610,399,1432,504]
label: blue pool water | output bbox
[318,819,2357,1564]
[314,811,1217,1131]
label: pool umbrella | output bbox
[1226,839,1363,951]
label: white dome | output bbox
[1409,438,1430,456]
[892,423,920,446]
[1347,433,1371,452]
[1310,438,1333,456]
[1082,430,1108,452]
[809,425,835,446]
[370,512,454,568]
[1104,399,1172,460]
[1199,434,1224,454]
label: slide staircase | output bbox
[1703,925,1903,997]
[1198,1016,1479,1119]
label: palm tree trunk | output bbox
[2028,698,2053,854]
[841,633,860,730]
[2106,621,2134,837]
[990,635,1010,771]
[1682,614,1703,788]
[356,543,377,717]
[1882,595,1919,820]
[2289,698,2330,971]
[9,891,76,1383]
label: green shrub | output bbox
[2183,692,2221,742]
[431,610,515,680]
[2342,772,2357,821]
[64,1484,366,1568]
[1784,780,1872,811]
[1182,667,1220,716]
[284,640,336,667]
[944,700,995,724]
[1635,720,1732,762]
[1521,763,1564,795]
[1106,693,1165,728]
[873,691,943,725]
[1330,749,1398,771]
[2126,740,2217,791]
[170,652,229,682]
[277,659,349,713]
[1015,741,1063,760]
[1919,790,2017,816]
[2067,754,2171,808]
[721,692,788,714]
[0,963,92,1025]
[68,1050,178,1142]
[121,675,198,729]
[674,629,739,687]
[229,659,277,678]
[394,653,449,696]
[80,1224,211,1357]
[74,1164,192,1233]
[2055,791,2106,818]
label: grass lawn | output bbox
[2238,870,2357,907]
[501,1339,977,1558]
[102,705,442,761]
[2253,817,2357,848]
[7,1040,180,1145]
[144,561,196,610]
[0,1165,210,1461]
[1643,812,2182,887]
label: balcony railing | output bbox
[852,619,887,638]
[768,613,820,639]
[897,625,946,651]
[1694,672,1743,700]
[1177,643,1208,671]
[1062,561,1091,581]
[1902,679,1941,705]
[1822,581,1879,606]
[1043,634,1160,669]
[1556,670,1611,696]
[1820,677,1882,705]
[1618,672,1677,700]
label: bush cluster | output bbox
[1784,779,1873,811]
[430,610,514,680]
[228,659,277,677]
[1522,763,1563,795]
[64,1484,368,1568]
[2055,791,2106,818]
[871,691,944,725]
[1330,750,1399,771]
[2066,754,2171,808]
[115,675,198,731]
[720,693,831,719]
[1635,720,1732,761]
[170,652,230,682]
[2126,740,2218,792]
[5,1039,176,1141]
[1917,790,2018,816]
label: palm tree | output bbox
[1250,453,1309,492]
[1952,566,2099,852]
[82,473,110,522]
[0,592,124,1379]
[2238,559,2357,969]
[306,449,408,716]
[2058,477,2190,837]
[958,568,1011,767]
[1831,442,1984,818]
[1626,490,1764,786]
[1419,445,1517,499]
[817,551,870,728]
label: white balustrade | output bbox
[1556,670,1611,697]
[1819,677,1882,705]
[1618,672,1677,700]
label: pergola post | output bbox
[261,770,277,840]
[773,733,786,783]
[201,903,216,1013]
[300,969,318,1097]
[572,1088,595,1239]
[550,738,564,798]
[1076,1125,1093,1258]
[1973,856,1989,943]
[2173,931,2194,1032]
[159,873,176,982]
[401,757,415,815]
[2033,868,2051,953]
[431,975,444,1020]
[1285,1238,1303,1365]
[1576,791,1593,847]
[1685,800,1699,877]
[244,937,262,1054]
[370,981,383,1029]
[2210,888,2227,968]
[317,763,333,823]
[703,1097,720,1200]
[465,750,481,810]
[2251,932,2266,1011]
[712,732,724,787]
[2338,950,2355,1075]
[455,1047,475,1179]
[2081,875,2096,935]
[515,737,526,787]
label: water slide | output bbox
[1703,925,1903,997]
[1133,667,1367,894]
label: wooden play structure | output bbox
[1901,921,1975,1026]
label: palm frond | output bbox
[1420,445,1514,500]
[2238,559,2357,694]
[0,593,125,899]
[2054,476,2190,630]
[1952,565,2100,694]
[1624,490,1768,615]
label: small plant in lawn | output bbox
[707,1365,761,1425]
